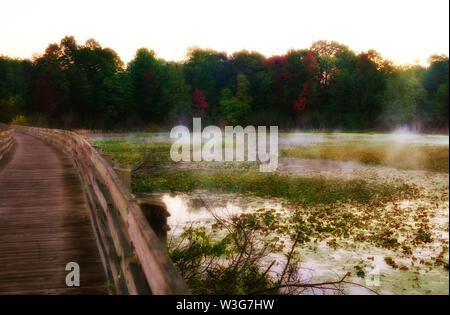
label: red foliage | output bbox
[357,53,376,73]
[192,87,208,113]
[303,52,319,78]
[293,83,310,111]
[293,52,319,111]
[277,71,293,81]
[266,55,287,67]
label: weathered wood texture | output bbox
[0,124,14,161]
[11,126,189,295]
[0,132,107,294]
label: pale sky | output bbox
[1,0,449,66]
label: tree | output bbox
[383,68,425,127]
[0,36,447,132]
[432,80,449,127]
[219,74,252,125]
[310,40,349,57]
[128,48,167,123]
[98,71,134,124]
[291,52,320,129]
[162,62,192,124]
[29,44,70,123]
[191,87,209,116]
[0,57,30,123]
[55,36,125,127]
[184,48,233,119]
[293,83,309,111]
[231,51,273,112]
[420,55,449,129]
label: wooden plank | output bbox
[11,125,189,295]
[0,133,107,294]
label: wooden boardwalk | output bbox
[0,132,107,294]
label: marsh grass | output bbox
[94,140,173,166]
[133,171,418,206]
[96,138,449,173]
[280,142,449,172]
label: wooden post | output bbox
[101,153,114,166]
[113,166,131,192]
[138,199,170,247]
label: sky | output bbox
[0,0,449,66]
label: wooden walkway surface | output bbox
[0,132,107,294]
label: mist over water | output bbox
[278,131,449,148]
[89,130,449,147]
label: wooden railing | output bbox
[12,125,189,295]
[0,124,14,161]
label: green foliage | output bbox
[0,95,24,123]
[419,55,449,128]
[162,62,192,123]
[183,48,232,113]
[383,69,425,126]
[220,74,252,125]
[127,48,166,122]
[98,71,134,121]
[231,51,274,113]
[219,74,253,125]
[431,80,449,127]
[169,221,278,294]
[169,227,230,273]
[354,265,365,278]
[0,56,31,123]
[11,114,27,125]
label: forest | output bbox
[0,36,448,132]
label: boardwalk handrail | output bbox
[0,124,14,161]
[12,125,189,295]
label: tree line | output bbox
[0,37,448,132]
